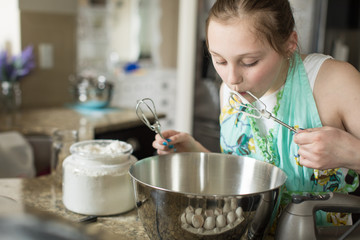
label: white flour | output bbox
[62,140,136,215]
[75,141,131,156]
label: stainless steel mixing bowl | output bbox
[129,152,287,240]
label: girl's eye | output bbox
[211,55,226,65]
[242,60,258,67]
[216,61,227,65]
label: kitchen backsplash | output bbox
[111,68,177,131]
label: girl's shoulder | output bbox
[317,56,360,86]
[313,54,360,129]
[300,53,359,90]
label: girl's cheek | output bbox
[242,69,262,86]
[214,66,226,81]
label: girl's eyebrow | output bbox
[208,50,221,56]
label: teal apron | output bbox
[219,53,358,226]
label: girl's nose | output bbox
[227,65,242,85]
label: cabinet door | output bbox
[95,125,157,160]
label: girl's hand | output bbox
[294,126,360,171]
[152,130,210,155]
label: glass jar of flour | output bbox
[62,140,136,216]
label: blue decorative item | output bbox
[0,46,35,117]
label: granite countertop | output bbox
[0,176,276,240]
[0,176,150,240]
[0,107,162,238]
[0,107,163,140]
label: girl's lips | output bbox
[231,91,248,97]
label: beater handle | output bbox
[270,116,298,133]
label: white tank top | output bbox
[222,53,333,136]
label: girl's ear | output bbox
[287,31,298,55]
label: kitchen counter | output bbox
[0,107,165,239]
[0,107,162,140]
[0,175,277,240]
[0,107,164,164]
[0,175,150,240]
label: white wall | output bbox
[0,0,77,54]
[175,0,197,133]
[0,0,20,54]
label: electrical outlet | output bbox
[38,43,54,69]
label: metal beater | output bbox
[228,90,298,133]
[135,98,166,140]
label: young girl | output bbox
[152,0,360,226]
